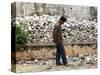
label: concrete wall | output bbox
[11,2,97,20]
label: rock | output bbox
[34,59,39,63]
[20,60,25,64]
[85,57,91,61]
[66,56,73,63]
[73,57,80,61]
[75,61,81,65]
[23,63,27,65]
[17,61,22,64]
[40,61,49,65]
[25,61,32,64]
[84,56,96,64]
[79,54,85,60]
[68,62,80,66]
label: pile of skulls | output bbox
[12,14,97,44]
[62,18,97,44]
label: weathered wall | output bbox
[15,44,96,60]
[11,2,97,20]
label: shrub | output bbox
[16,22,28,50]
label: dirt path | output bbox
[14,62,96,73]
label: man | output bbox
[53,16,68,66]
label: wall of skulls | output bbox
[12,14,97,45]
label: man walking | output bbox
[53,16,68,66]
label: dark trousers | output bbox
[56,42,67,65]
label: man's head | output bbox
[59,16,66,25]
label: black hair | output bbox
[60,16,66,22]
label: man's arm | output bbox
[53,25,57,43]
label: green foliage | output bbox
[16,22,28,50]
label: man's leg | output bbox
[59,43,67,65]
[56,45,61,65]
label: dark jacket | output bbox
[53,23,62,44]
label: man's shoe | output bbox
[56,64,62,66]
[63,63,69,66]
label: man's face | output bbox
[59,20,64,25]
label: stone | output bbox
[79,54,84,58]
[34,59,39,63]
[79,54,85,60]
[68,62,80,66]
[25,61,32,64]
[66,56,73,63]
[73,57,80,61]
[17,61,22,64]
[39,61,49,65]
